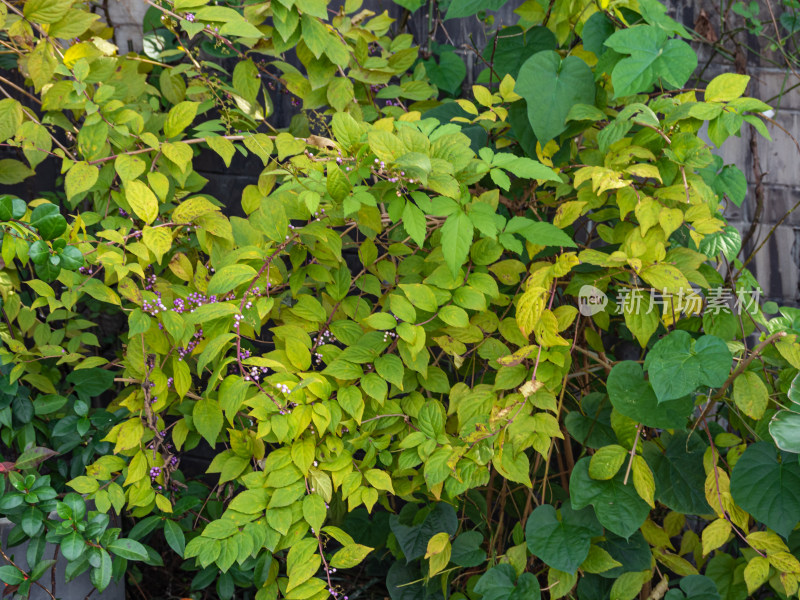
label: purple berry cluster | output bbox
[372,158,416,195]
[242,364,270,382]
[177,330,203,360]
[319,330,337,344]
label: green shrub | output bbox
[0,0,798,599]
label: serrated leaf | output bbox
[440,211,473,277]
[125,180,159,224]
[164,101,199,138]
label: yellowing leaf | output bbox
[364,469,394,493]
[659,207,684,238]
[24,0,72,24]
[640,519,673,549]
[499,74,521,102]
[639,263,692,294]
[205,135,235,167]
[164,101,199,138]
[609,571,648,600]
[329,543,373,569]
[534,309,570,347]
[744,556,771,594]
[652,548,698,576]
[286,538,320,592]
[632,455,655,508]
[706,73,750,103]
[472,85,493,107]
[0,98,22,143]
[769,552,800,574]
[68,475,99,494]
[125,180,159,224]
[581,545,622,574]
[701,518,732,555]
[142,226,172,263]
[65,162,98,201]
[733,371,769,419]
[589,445,627,480]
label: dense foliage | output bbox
[0,0,799,599]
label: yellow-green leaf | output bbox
[744,556,771,594]
[65,161,98,201]
[164,101,199,138]
[330,543,373,569]
[609,571,649,600]
[125,180,159,224]
[67,475,99,494]
[206,135,235,167]
[364,469,394,493]
[589,444,627,480]
[24,0,72,23]
[632,454,655,508]
[733,370,769,419]
[701,518,732,555]
[142,226,172,264]
[0,99,22,143]
[706,73,750,103]
[286,538,320,592]
[581,545,622,574]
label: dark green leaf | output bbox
[61,531,86,561]
[525,504,602,574]
[30,203,67,241]
[450,531,486,567]
[582,12,615,55]
[108,538,149,561]
[730,442,800,538]
[389,503,457,562]
[474,564,540,600]
[0,565,25,585]
[483,26,557,79]
[570,458,650,539]
[0,195,26,220]
[644,432,709,515]
[607,361,694,429]
[422,51,466,97]
[505,217,576,248]
[163,520,186,557]
[35,257,61,281]
[598,531,652,579]
[515,52,595,144]
[58,245,84,270]
[643,331,732,402]
[90,549,112,592]
[441,211,473,277]
[28,241,50,265]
